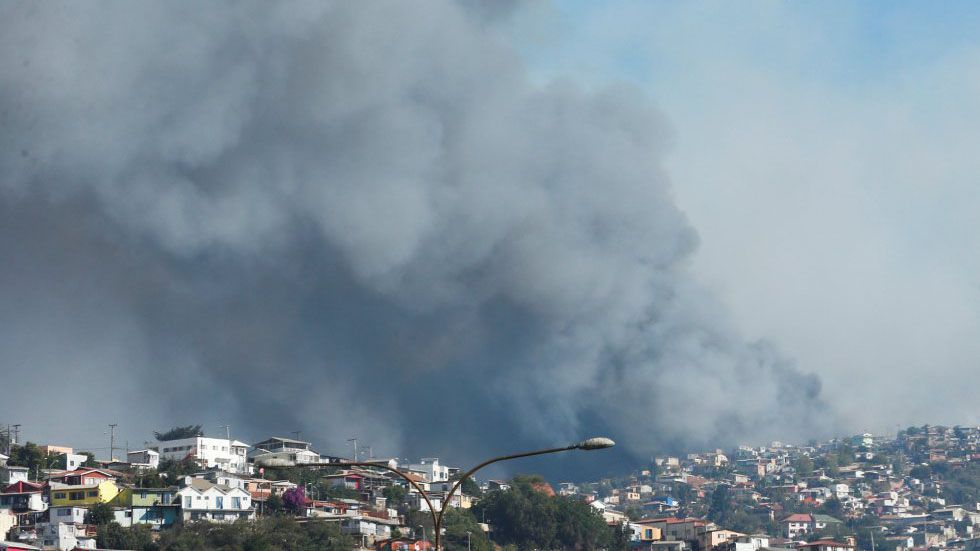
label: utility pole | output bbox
[12,424,21,447]
[220,424,234,473]
[347,437,358,461]
[108,424,117,462]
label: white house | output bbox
[57,453,87,471]
[158,437,250,474]
[0,466,28,485]
[341,516,396,547]
[127,450,160,469]
[408,458,450,482]
[39,522,96,551]
[833,484,850,499]
[177,478,254,523]
[189,471,247,491]
[48,506,87,525]
[249,437,322,467]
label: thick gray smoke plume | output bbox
[0,1,829,471]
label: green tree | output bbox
[820,497,843,519]
[473,474,618,550]
[382,484,407,508]
[86,502,114,525]
[891,453,906,476]
[708,484,732,526]
[158,458,198,481]
[441,508,491,551]
[6,442,55,473]
[154,425,203,441]
[794,456,815,477]
[264,494,284,515]
[910,465,931,480]
[320,483,362,500]
[97,522,153,550]
[449,473,483,497]
[79,451,100,468]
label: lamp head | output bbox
[576,437,616,450]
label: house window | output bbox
[58,509,71,517]
[54,493,66,499]
[87,491,98,497]
[69,492,84,500]
[184,496,192,508]
[231,497,241,509]
[216,497,224,509]
[140,491,147,499]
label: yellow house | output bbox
[638,525,662,541]
[49,480,120,507]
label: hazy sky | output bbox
[1,1,976,477]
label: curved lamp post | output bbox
[332,437,614,550]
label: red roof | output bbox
[783,513,813,522]
[47,468,118,481]
[3,481,45,494]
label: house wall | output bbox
[49,481,119,507]
[49,506,87,524]
[178,486,252,517]
[123,488,178,507]
[132,505,179,526]
[158,437,249,474]
[0,510,16,540]
[408,459,449,482]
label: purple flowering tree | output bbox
[282,486,307,514]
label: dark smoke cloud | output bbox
[0,0,832,474]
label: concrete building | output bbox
[407,458,449,482]
[127,449,160,469]
[158,436,250,474]
[250,437,321,466]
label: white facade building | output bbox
[408,458,449,482]
[39,522,96,551]
[249,437,322,467]
[48,507,87,525]
[128,449,160,469]
[189,471,247,491]
[58,453,87,471]
[158,437,250,474]
[177,478,254,523]
[0,466,29,485]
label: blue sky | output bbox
[505,1,980,431]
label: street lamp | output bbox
[329,436,615,550]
